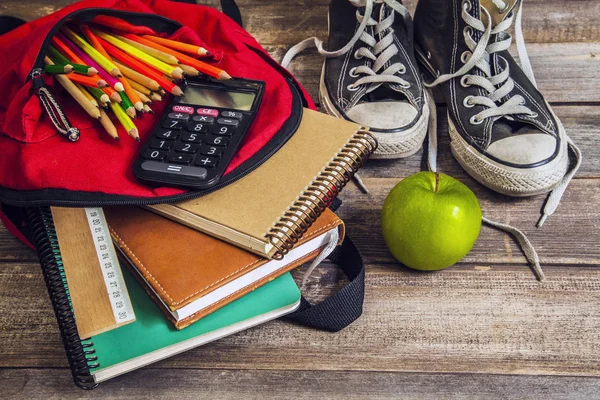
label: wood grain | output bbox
[2,261,600,377]
[2,368,600,399]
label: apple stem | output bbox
[434,172,440,193]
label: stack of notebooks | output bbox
[28,109,375,387]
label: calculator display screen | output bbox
[181,87,256,111]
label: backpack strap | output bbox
[283,236,365,332]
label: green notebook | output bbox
[88,267,300,384]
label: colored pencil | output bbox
[119,90,137,118]
[149,92,162,102]
[58,34,124,91]
[47,45,72,66]
[134,89,151,104]
[45,64,74,74]
[61,27,122,77]
[98,37,183,96]
[124,34,230,80]
[93,30,183,79]
[98,108,119,140]
[110,101,139,141]
[70,63,98,76]
[179,64,199,76]
[129,80,152,96]
[103,86,122,103]
[44,56,101,120]
[76,84,100,109]
[88,87,111,107]
[118,34,179,65]
[80,24,111,59]
[119,76,144,112]
[92,15,157,36]
[67,73,108,88]
[142,35,210,57]
[113,60,160,91]
[52,36,86,65]
[143,104,153,114]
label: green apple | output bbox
[381,171,482,271]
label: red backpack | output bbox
[0,0,365,361]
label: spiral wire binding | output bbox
[26,207,98,390]
[265,129,377,259]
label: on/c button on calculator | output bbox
[133,77,265,189]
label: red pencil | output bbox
[97,36,183,96]
[80,24,111,59]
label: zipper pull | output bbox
[31,68,80,142]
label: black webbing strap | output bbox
[283,236,365,332]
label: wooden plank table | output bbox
[1,0,599,398]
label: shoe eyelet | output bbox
[398,65,406,74]
[463,96,475,108]
[460,51,472,64]
[499,3,509,13]
[462,0,472,12]
[460,75,471,87]
[347,84,360,92]
[354,50,363,60]
[469,115,484,125]
[427,51,432,60]
[349,67,359,78]
[529,112,539,118]
[463,26,473,38]
[401,82,411,89]
[519,98,527,105]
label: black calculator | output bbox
[133,77,265,189]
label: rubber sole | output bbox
[318,63,429,159]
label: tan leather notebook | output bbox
[105,206,344,330]
[147,108,375,259]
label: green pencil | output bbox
[88,87,111,108]
[119,91,136,119]
[71,63,99,76]
[47,45,71,66]
[44,64,74,74]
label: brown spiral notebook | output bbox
[147,108,376,259]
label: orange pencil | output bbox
[126,34,231,80]
[98,36,183,96]
[120,76,144,112]
[80,25,110,59]
[102,86,122,103]
[142,35,210,57]
[67,73,108,88]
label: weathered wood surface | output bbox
[0,0,599,399]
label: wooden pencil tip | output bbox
[111,68,121,77]
[115,82,125,92]
[134,102,144,111]
[89,67,99,75]
[98,80,108,88]
[218,71,233,80]
[172,86,184,96]
[127,108,136,119]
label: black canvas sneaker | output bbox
[413,0,581,225]
[282,0,430,159]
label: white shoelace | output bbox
[425,0,581,227]
[282,0,412,92]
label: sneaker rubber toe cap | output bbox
[486,132,559,166]
[345,101,418,130]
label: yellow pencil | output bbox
[94,30,183,80]
[149,92,162,102]
[113,60,160,91]
[98,108,119,141]
[116,34,180,65]
[76,84,99,109]
[45,56,101,120]
[109,100,139,141]
[129,80,152,96]
[179,64,199,76]
[61,27,122,78]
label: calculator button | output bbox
[186,122,210,133]
[197,108,219,117]
[156,130,179,140]
[221,111,243,119]
[212,125,235,136]
[195,156,219,168]
[143,149,167,161]
[168,153,193,164]
[206,136,229,147]
[172,105,194,114]
[192,115,215,124]
[149,139,174,150]
[162,119,185,130]
[217,118,239,127]
[200,145,225,157]
[180,132,204,143]
[174,142,199,153]
[168,112,190,121]
[141,161,208,179]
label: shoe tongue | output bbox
[479,0,519,26]
[363,85,408,103]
